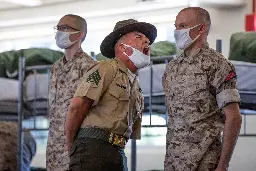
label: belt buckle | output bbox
[108,133,127,148]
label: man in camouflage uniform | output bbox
[0,121,17,171]
[65,19,157,171]
[46,14,97,171]
[163,7,242,171]
[0,122,36,171]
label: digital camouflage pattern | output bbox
[0,121,18,171]
[162,45,240,171]
[46,48,97,171]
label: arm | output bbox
[206,58,241,171]
[216,103,242,170]
[65,96,93,152]
[65,61,116,151]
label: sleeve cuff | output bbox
[216,89,240,108]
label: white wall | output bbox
[204,0,251,57]
[0,0,189,54]
[0,0,252,57]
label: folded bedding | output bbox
[0,48,62,79]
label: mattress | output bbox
[24,74,49,102]
[138,63,166,97]
[0,121,36,171]
[0,78,19,101]
[25,100,48,111]
[23,74,49,111]
[0,77,48,117]
[231,60,256,92]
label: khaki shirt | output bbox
[74,58,143,139]
[46,48,97,171]
[163,45,240,171]
[0,121,18,171]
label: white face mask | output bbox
[122,43,150,69]
[174,24,201,50]
[55,31,80,49]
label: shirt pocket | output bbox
[108,84,130,100]
[181,72,208,99]
[108,80,130,119]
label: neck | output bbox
[64,42,81,61]
[116,55,137,73]
[184,39,207,57]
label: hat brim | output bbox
[100,22,157,58]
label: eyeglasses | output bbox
[53,25,79,32]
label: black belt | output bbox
[76,127,128,148]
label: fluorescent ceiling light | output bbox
[0,0,187,28]
[2,0,42,6]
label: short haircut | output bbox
[181,7,211,34]
[64,14,87,42]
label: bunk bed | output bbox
[0,48,62,171]
[18,59,51,171]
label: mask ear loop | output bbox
[189,24,201,30]
[69,31,82,43]
[190,24,203,44]
[121,43,134,57]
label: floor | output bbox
[29,113,256,171]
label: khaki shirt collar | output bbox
[128,69,136,83]
[115,57,128,75]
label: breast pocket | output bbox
[181,72,208,99]
[62,70,82,102]
[108,81,130,118]
[108,84,130,101]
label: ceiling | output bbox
[0,0,78,11]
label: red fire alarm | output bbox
[245,14,256,31]
[246,0,256,31]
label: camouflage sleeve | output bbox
[130,117,142,140]
[209,59,240,109]
[0,122,18,171]
[79,54,98,76]
[48,65,57,106]
[162,70,167,92]
[74,62,116,106]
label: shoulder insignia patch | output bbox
[86,69,101,86]
[225,71,236,81]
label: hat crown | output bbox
[113,19,138,31]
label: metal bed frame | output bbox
[18,56,51,171]
[16,39,256,171]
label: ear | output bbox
[77,32,84,39]
[199,24,207,34]
[116,43,126,52]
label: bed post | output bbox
[18,55,25,171]
[216,39,222,53]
